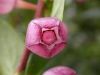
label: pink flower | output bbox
[26,17,68,58]
[42,66,77,75]
[0,0,36,15]
[0,0,16,14]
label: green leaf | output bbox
[51,0,65,20]
[0,19,24,75]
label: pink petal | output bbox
[43,66,76,75]
[59,22,68,42]
[27,44,50,58]
[0,0,16,14]
[42,30,57,45]
[33,17,60,28]
[50,43,66,58]
[26,22,41,45]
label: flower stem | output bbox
[14,48,30,75]
[14,0,45,75]
[16,0,36,10]
[34,0,45,18]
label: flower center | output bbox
[42,30,57,45]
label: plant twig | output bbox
[34,0,45,18]
[16,0,36,10]
[14,0,45,75]
[14,48,30,75]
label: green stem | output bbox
[51,0,65,20]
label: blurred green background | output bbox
[0,0,100,75]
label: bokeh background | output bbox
[0,0,100,75]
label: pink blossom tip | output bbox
[0,0,16,14]
[26,17,68,58]
[42,66,77,75]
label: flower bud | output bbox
[0,0,36,15]
[42,66,77,75]
[26,17,68,58]
[0,0,16,14]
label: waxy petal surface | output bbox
[0,0,16,14]
[43,66,77,75]
[26,17,68,58]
